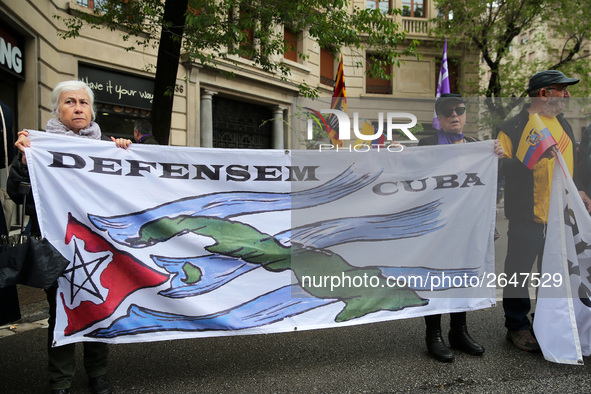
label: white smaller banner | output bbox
[534,154,591,364]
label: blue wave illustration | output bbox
[283,200,444,248]
[88,265,480,339]
[88,285,337,338]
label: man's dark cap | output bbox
[527,70,579,93]
[435,93,464,114]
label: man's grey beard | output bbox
[539,97,566,117]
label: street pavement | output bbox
[2,207,591,393]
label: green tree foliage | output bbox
[433,0,591,121]
[57,0,417,144]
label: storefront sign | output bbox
[78,64,154,110]
[0,25,24,79]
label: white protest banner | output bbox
[24,131,497,345]
[534,154,591,365]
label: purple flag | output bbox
[433,38,450,130]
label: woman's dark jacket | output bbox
[7,153,40,235]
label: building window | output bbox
[402,0,425,18]
[77,0,94,7]
[228,6,256,59]
[366,54,392,94]
[366,1,391,14]
[284,28,299,62]
[77,1,122,11]
[320,47,336,86]
[434,57,459,93]
[239,7,255,60]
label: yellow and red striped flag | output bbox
[325,54,346,146]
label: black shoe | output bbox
[50,390,70,394]
[449,325,485,356]
[89,375,113,394]
[426,329,454,362]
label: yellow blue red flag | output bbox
[515,113,557,170]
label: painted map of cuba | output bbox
[58,165,478,340]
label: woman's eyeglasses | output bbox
[439,106,466,117]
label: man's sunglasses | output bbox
[439,106,466,117]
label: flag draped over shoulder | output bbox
[533,154,591,365]
[515,113,557,170]
[24,131,498,346]
[433,38,450,130]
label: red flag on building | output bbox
[325,54,347,146]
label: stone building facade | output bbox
[0,0,479,149]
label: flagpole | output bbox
[433,38,450,130]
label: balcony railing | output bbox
[401,17,430,36]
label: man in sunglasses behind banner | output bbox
[496,70,591,353]
[422,93,471,145]
[418,93,504,362]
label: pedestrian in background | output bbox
[133,118,158,144]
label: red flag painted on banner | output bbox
[60,214,168,335]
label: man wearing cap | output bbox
[496,70,591,352]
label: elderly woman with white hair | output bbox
[15,79,131,161]
[9,79,131,394]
